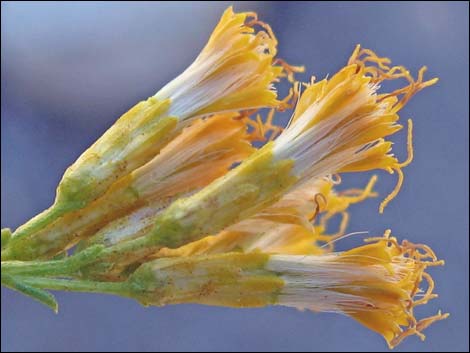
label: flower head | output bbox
[128,231,448,348]
[0,7,447,351]
[130,46,436,253]
[47,45,437,288]
[273,45,437,212]
[155,6,291,119]
[271,230,448,348]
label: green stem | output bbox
[2,235,155,280]
[19,276,129,296]
[1,245,104,277]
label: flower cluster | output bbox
[1,7,447,349]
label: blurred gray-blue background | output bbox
[1,1,468,352]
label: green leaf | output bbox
[1,274,58,313]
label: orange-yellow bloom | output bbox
[128,231,448,349]
[155,7,285,118]
[43,45,436,287]
[272,45,436,212]
[0,7,447,351]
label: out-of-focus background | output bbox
[1,1,468,352]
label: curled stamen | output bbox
[349,45,438,115]
[379,168,404,214]
[378,119,413,213]
[389,311,449,349]
[243,113,266,142]
[274,58,305,83]
[318,176,378,231]
[277,81,301,111]
[329,174,342,185]
[384,67,439,114]
[311,193,327,221]
[397,119,414,168]
[316,211,350,249]
[334,212,350,238]
[339,175,378,200]
[416,311,450,333]
[349,45,392,70]
[413,272,438,306]
[244,109,284,142]
[402,240,442,264]
[246,17,278,50]
[364,230,401,249]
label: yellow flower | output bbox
[0,8,447,350]
[127,231,447,349]
[95,46,434,260]
[62,45,434,277]
[272,45,437,212]
[154,7,284,118]
[9,6,290,244]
